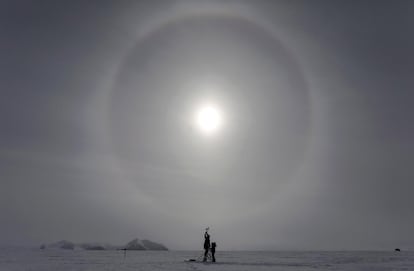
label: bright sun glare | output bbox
[195,104,223,135]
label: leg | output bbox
[203,249,208,261]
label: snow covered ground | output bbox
[0,248,413,271]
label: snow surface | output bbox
[0,248,413,271]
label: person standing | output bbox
[211,242,216,262]
[203,228,210,262]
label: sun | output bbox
[195,104,223,135]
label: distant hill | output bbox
[141,239,168,250]
[40,238,168,251]
[124,238,168,251]
[79,243,106,250]
[41,240,75,250]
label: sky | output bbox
[1,0,413,250]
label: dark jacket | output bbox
[204,232,210,249]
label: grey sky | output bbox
[1,0,413,250]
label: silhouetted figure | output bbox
[211,242,216,262]
[395,248,401,252]
[203,228,210,262]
